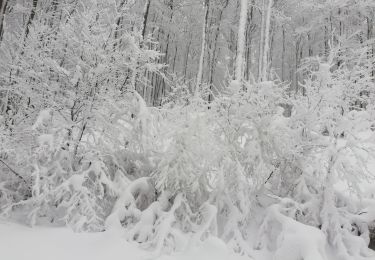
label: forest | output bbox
[0,0,375,259]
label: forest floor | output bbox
[0,222,250,260]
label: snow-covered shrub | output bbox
[1,89,153,230]
[117,79,289,255]
[257,198,327,260]
[256,42,375,259]
[0,0,160,231]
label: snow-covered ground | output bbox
[0,222,249,260]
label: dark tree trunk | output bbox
[0,0,8,42]
[369,227,375,250]
[142,0,152,38]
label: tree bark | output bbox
[196,0,209,93]
[367,14,374,76]
[183,33,192,82]
[208,0,229,87]
[0,0,8,42]
[281,26,285,81]
[142,0,152,39]
[235,0,248,81]
[245,2,254,81]
[261,0,272,82]
[258,0,265,81]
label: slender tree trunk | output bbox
[235,0,248,81]
[261,0,272,82]
[308,32,313,57]
[281,26,285,81]
[0,0,8,42]
[208,0,228,87]
[295,37,302,93]
[132,0,153,93]
[258,0,265,81]
[113,0,128,50]
[142,0,152,38]
[324,17,329,56]
[245,2,254,81]
[196,0,209,93]
[367,14,374,76]
[183,33,192,82]
[172,44,178,73]
[207,12,222,102]
[157,0,174,98]
[269,22,275,79]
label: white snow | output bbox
[32,109,52,130]
[0,222,250,260]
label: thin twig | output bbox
[264,170,274,184]
[0,159,27,184]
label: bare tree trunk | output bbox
[235,0,248,81]
[268,22,275,79]
[258,0,265,81]
[0,0,8,42]
[132,0,154,93]
[245,2,254,81]
[208,0,229,88]
[281,26,285,81]
[183,33,192,82]
[324,17,329,56]
[261,0,272,82]
[308,32,313,57]
[196,0,209,93]
[295,36,302,93]
[142,0,152,38]
[172,44,178,73]
[367,14,374,76]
